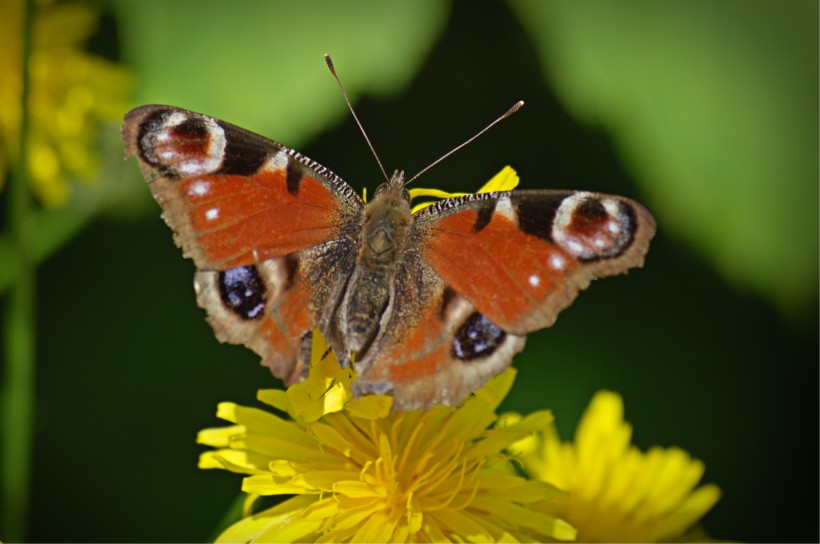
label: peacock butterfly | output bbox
[122,71,655,411]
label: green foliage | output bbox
[110,0,449,145]
[510,0,818,312]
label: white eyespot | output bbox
[262,150,289,173]
[552,192,592,257]
[495,195,516,220]
[163,111,188,128]
[565,239,585,257]
[188,180,210,197]
[603,199,623,235]
[528,274,541,287]
[603,198,622,217]
[205,208,219,221]
[177,117,226,176]
[548,253,566,271]
[551,192,631,259]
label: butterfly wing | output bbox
[123,105,363,383]
[354,189,655,410]
[418,190,656,334]
[351,259,527,411]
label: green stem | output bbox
[207,492,247,542]
[2,0,36,540]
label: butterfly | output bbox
[122,101,655,411]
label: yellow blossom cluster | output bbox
[0,0,131,205]
[199,331,719,542]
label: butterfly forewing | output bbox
[123,105,363,270]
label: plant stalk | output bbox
[2,0,36,540]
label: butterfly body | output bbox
[123,104,655,411]
[341,172,412,357]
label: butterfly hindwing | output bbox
[194,259,313,383]
[352,266,527,411]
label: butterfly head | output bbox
[373,170,411,203]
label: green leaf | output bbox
[509,0,818,312]
[110,0,449,146]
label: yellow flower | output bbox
[0,0,131,206]
[198,332,576,543]
[510,391,722,542]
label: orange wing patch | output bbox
[424,207,578,334]
[178,171,344,269]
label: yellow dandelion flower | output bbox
[198,332,576,543]
[511,391,722,542]
[0,0,131,206]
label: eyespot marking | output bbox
[218,265,267,320]
[552,193,634,261]
[137,111,226,177]
[451,312,507,361]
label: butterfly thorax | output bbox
[341,172,412,357]
[360,173,411,265]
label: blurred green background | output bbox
[1,0,817,541]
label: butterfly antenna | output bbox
[325,54,390,183]
[405,100,524,186]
